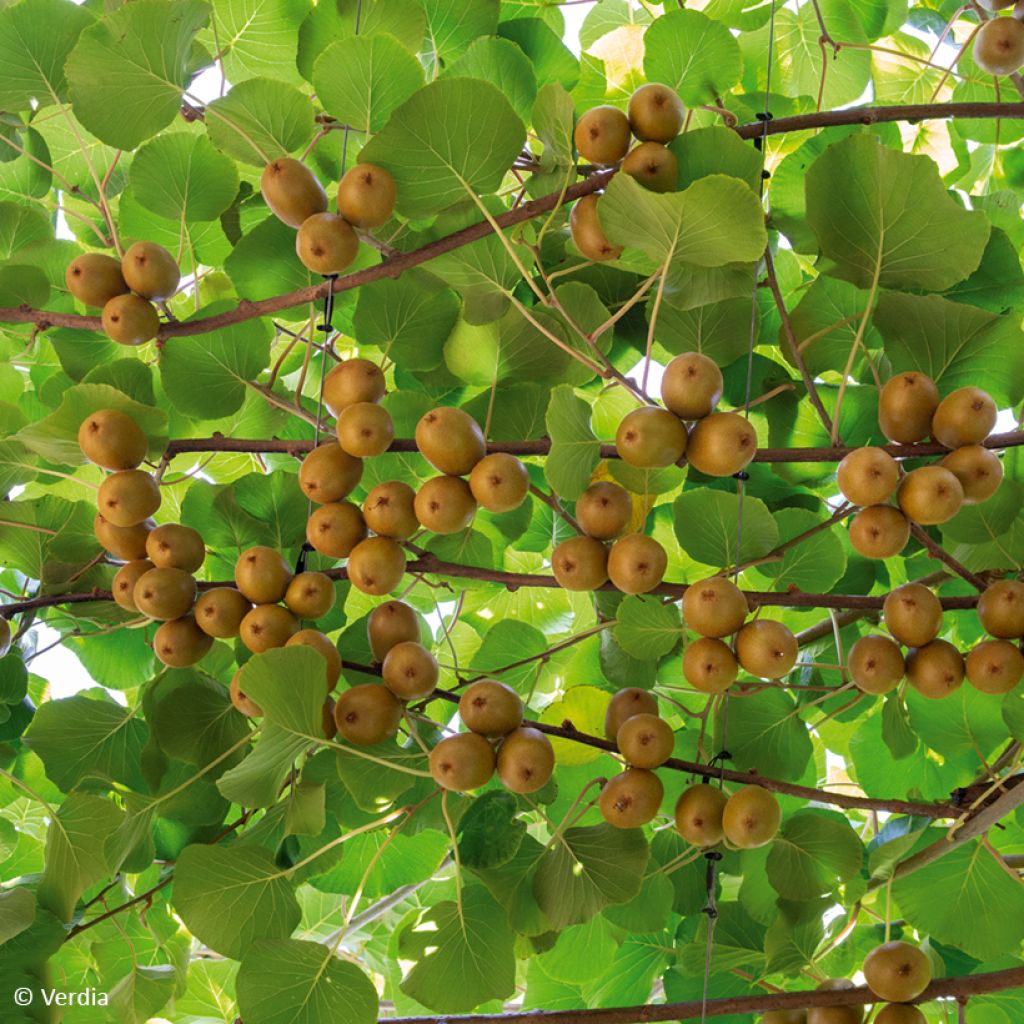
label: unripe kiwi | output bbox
[836,446,900,507]
[153,615,212,668]
[286,629,342,691]
[883,583,943,648]
[94,513,152,561]
[604,687,658,741]
[298,442,363,504]
[429,732,495,791]
[621,141,678,193]
[973,15,1024,76]
[878,372,940,444]
[367,600,420,661]
[574,105,631,165]
[965,639,1024,694]
[674,783,728,847]
[848,505,910,559]
[334,683,402,745]
[906,639,964,699]
[382,641,438,701]
[686,412,757,477]
[284,571,335,620]
[414,475,477,534]
[78,409,147,470]
[230,670,262,717]
[615,406,687,468]
[683,576,748,637]
[627,83,685,143]
[722,784,781,848]
[977,579,1024,638]
[346,536,406,595]
[323,358,385,414]
[897,465,963,525]
[607,534,667,594]
[336,401,394,457]
[121,241,179,300]
[469,453,530,513]
[336,163,396,228]
[415,407,486,476]
[932,386,998,449]
[296,213,358,275]
[616,712,674,768]
[239,604,299,653]
[941,445,1003,505]
[66,253,128,308]
[570,194,623,262]
[145,523,205,572]
[306,502,367,559]
[102,293,160,346]
[133,567,196,621]
[848,635,905,695]
[363,480,418,539]
[194,587,251,639]
[234,546,292,605]
[98,470,160,527]
[600,768,663,828]
[551,535,609,591]
[576,481,631,540]
[459,679,523,737]
[261,157,328,229]
[683,637,738,693]
[497,727,555,794]
[661,353,723,420]
[874,1005,925,1024]
[863,941,932,1004]
[735,620,798,680]
[112,559,154,613]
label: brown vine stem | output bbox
[909,523,987,592]
[384,965,1024,1024]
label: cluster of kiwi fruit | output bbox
[66,241,180,346]
[972,2,1024,76]
[569,82,686,261]
[261,157,396,275]
[844,374,1002,560]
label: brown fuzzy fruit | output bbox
[296,212,358,275]
[722,785,781,848]
[194,587,251,639]
[78,409,147,470]
[878,371,940,444]
[576,481,632,540]
[299,442,363,504]
[230,670,262,717]
[874,1006,925,1024]
[661,353,723,420]
[234,546,292,605]
[627,83,685,142]
[941,445,1003,505]
[607,534,667,594]
[284,571,335,619]
[336,163,396,228]
[570,194,623,262]
[683,637,738,693]
[973,15,1024,76]
[469,453,530,513]
[621,141,678,192]
[346,536,406,595]
[617,712,674,768]
[121,241,179,300]
[323,358,385,415]
[414,475,477,534]
[807,978,863,1024]
[497,727,555,794]
[306,502,367,559]
[674,783,728,847]
[368,600,420,661]
[98,470,160,527]
[429,732,496,791]
[736,620,798,679]
[848,635,905,695]
[600,768,664,827]
[848,505,910,559]
[153,616,212,668]
[883,583,943,648]
[66,253,128,308]
[363,480,418,539]
[686,412,757,477]
[459,679,524,737]
[239,604,299,653]
[415,407,486,475]
[683,576,748,637]
[94,514,151,561]
[146,524,205,573]
[102,293,160,346]
[551,535,609,591]
[836,446,900,507]
[977,579,1024,638]
[933,386,998,448]
[863,941,932,1004]
[615,406,687,468]
[965,639,1024,695]
[763,1012,808,1024]
[133,567,196,621]
[112,559,153,613]
[336,401,394,457]
[574,105,631,165]
[335,683,402,745]
[604,687,658,741]
[261,157,327,228]
[906,639,964,699]
[286,629,342,691]
[897,465,963,525]
[381,641,439,700]
[321,697,337,740]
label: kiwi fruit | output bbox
[414,475,477,534]
[836,446,900,507]
[600,768,664,828]
[878,372,940,444]
[661,353,723,420]
[459,679,524,737]
[368,600,420,661]
[296,212,359,275]
[323,358,386,414]
[722,784,781,848]
[621,141,678,193]
[382,641,438,701]
[627,83,685,143]
[133,567,196,621]
[497,727,555,794]
[932,386,998,448]
[570,194,623,262]
[608,533,668,594]
[883,583,943,648]
[346,536,406,595]
[336,401,394,458]
[334,683,403,745]
[897,465,963,525]
[848,635,905,695]
[965,639,1024,694]
[906,639,964,699]
[234,546,292,605]
[306,501,368,559]
[604,687,658,741]
[736,620,798,679]
[683,636,739,693]
[617,712,674,769]
[336,163,397,228]
[980,0,1018,7]
[863,941,932,1003]
[298,442,363,504]
[98,470,160,527]
[874,1006,925,1024]
[145,524,205,573]
[683,576,748,637]
[121,241,179,300]
[763,1012,808,1024]
[848,505,910,560]
[321,697,338,740]
[429,732,496,791]
[153,616,212,668]
[363,480,418,539]
[102,293,160,345]
[78,409,146,470]
[977,579,1024,638]
[194,587,251,638]
[686,412,758,477]
[260,157,328,228]
[941,445,1003,504]
[973,15,1024,75]
[415,407,486,475]
[576,481,631,540]
[111,559,153,613]
[807,978,863,1024]
[574,105,631,165]
[240,604,299,653]
[674,783,728,847]
[469,453,530,513]
[551,535,609,591]
[230,670,262,717]
[284,571,335,620]
[615,406,687,468]
[286,629,343,690]
[94,513,152,561]
[66,253,128,308]
[0,620,10,659]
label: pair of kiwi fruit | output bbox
[552,529,668,595]
[675,782,782,850]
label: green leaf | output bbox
[653,296,754,366]
[540,685,614,766]
[673,487,779,569]
[360,79,526,219]
[764,905,826,977]
[457,791,526,870]
[0,202,52,258]
[0,888,35,945]
[749,507,847,594]
[421,0,499,63]
[497,18,578,90]
[445,37,537,124]
[940,480,1024,572]
[66,0,209,149]
[544,385,599,501]
[532,82,575,167]
[203,0,309,85]
[540,917,616,984]
[284,781,326,838]
[805,134,990,292]
[716,688,813,781]
[766,810,864,900]
[580,0,652,50]
[614,595,681,660]
[469,619,548,694]
[907,685,1007,763]
[670,125,764,194]
[0,656,27,704]
[399,885,515,1013]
